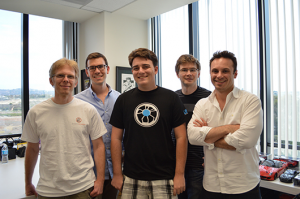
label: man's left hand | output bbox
[90,180,104,197]
[173,174,185,196]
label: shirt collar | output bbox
[88,84,112,98]
[208,86,240,102]
[231,86,240,98]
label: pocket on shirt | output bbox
[227,112,241,124]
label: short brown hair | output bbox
[210,50,237,73]
[175,54,201,74]
[128,48,158,67]
[85,52,108,69]
[49,58,79,79]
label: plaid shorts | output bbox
[121,175,178,199]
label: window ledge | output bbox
[260,178,300,195]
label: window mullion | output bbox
[21,13,29,127]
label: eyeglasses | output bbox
[179,68,199,73]
[87,64,107,72]
[52,74,76,80]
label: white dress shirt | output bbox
[187,87,263,194]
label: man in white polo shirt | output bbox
[22,58,107,199]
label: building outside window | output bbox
[0,9,63,137]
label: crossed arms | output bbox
[187,96,263,152]
[192,119,240,150]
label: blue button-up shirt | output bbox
[75,84,120,180]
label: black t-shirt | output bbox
[110,86,186,180]
[175,86,211,170]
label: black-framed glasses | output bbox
[52,74,76,80]
[87,64,107,72]
[179,68,199,73]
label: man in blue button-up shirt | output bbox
[75,52,120,199]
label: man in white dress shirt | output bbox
[187,50,263,199]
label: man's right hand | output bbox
[111,174,123,192]
[25,183,38,197]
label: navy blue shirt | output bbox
[175,86,211,170]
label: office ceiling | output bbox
[0,0,197,23]
[40,0,136,13]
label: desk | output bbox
[260,178,300,195]
[0,156,39,199]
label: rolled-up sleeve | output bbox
[224,95,263,152]
[187,99,214,149]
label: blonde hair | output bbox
[49,58,79,79]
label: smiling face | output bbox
[86,57,110,86]
[131,57,158,91]
[50,64,78,98]
[177,62,200,88]
[210,57,237,95]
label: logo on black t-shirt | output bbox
[183,109,188,115]
[134,102,160,127]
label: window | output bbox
[197,0,260,95]
[266,0,300,158]
[0,10,63,137]
[160,5,189,91]
[154,0,300,158]
[29,15,62,108]
[0,9,22,136]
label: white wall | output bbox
[79,12,148,91]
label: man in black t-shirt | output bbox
[175,54,211,199]
[110,48,188,199]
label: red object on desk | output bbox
[260,160,289,181]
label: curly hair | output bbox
[128,48,158,67]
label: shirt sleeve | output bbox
[187,99,214,149]
[171,94,186,128]
[21,110,40,143]
[109,96,124,129]
[224,94,263,152]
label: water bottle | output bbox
[1,143,8,164]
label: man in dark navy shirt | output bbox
[175,54,211,199]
